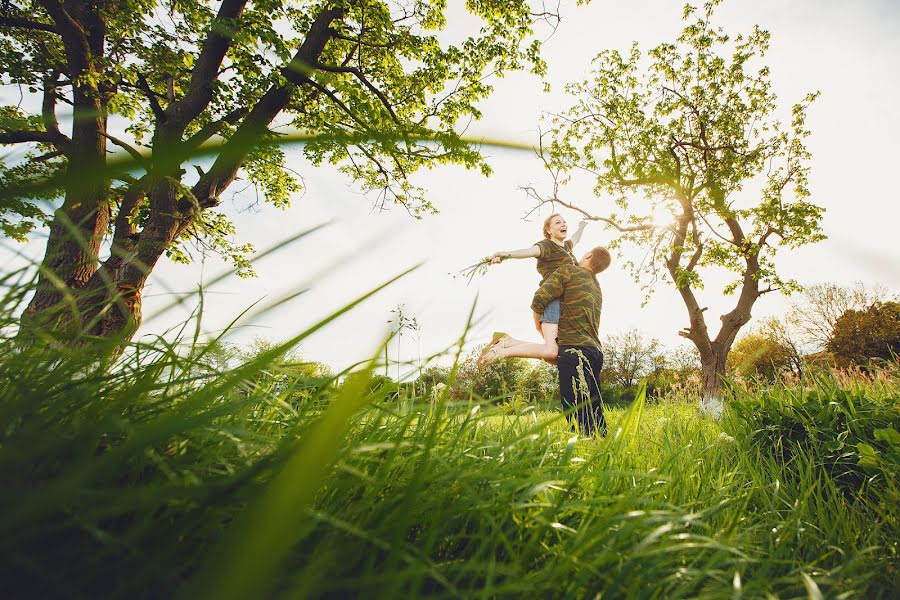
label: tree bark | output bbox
[699,343,728,417]
[22,0,109,334]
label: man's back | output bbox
[532,263,602,349]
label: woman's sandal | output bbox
[477,331,507,360]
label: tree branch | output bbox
[298,77,371,131]
[100,131,148,169]
[0,15,59,34]
[41,71,64,140]
[171,0,248,128]
[37,0,91,75]
[522,188,652,233]
[313,61,400,125]
[182,106,250,150]
[181,5,346,216]
[136,72,166,122]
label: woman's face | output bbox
[546,216,568,240]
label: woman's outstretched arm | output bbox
[569,220,588,247]
[490,245,540,264]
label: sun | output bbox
[650,203,677,229]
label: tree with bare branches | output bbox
[1,0,561,343]
[602,328,662,388]
[787,281,892,351]
[528,2,824,414]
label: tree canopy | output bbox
[828,301,900,369]
[1,0,556,339]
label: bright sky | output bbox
[3,0,899,375]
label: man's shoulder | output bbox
[554,263,582,278]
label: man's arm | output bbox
[531,267,569,315]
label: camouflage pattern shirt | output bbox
[531,263,603,349]
[535,239,576,284]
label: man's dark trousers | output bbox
[557,345,607,436]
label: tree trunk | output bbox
[699,345,728,418]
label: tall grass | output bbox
[0,264,898,598]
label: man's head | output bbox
[578,246,611,274]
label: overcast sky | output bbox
[3,0,899,374]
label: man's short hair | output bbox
[588,246,611,274]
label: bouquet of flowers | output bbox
[450,255,505,285]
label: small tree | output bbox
[759,316,803,379]
[727,329,795,383]
[415,364,450,399]
[602,328,662,388]
[517,361,558,406]
[452,345,528,403]
[828,301,900,369]
[532,1,824,414]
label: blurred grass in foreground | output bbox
[0,259,898,599]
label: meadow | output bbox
[1,267,897,599]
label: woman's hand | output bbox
[570,219,589,246]
[490,251,507,264]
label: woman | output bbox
[479,213,587,366]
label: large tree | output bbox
[530,2,824,414]
[1,0,556,341]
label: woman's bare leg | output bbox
[482,323,558,364]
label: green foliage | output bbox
[517,360,559,406]
[602,328,664,387]
[415,364,451,399]
[452,344,530,402]
[726,371,900,584]
[1,0,550,276]
[828,301,900,369]
[728,331,795,382]
[546,1,824,293]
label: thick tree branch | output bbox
[171,0,248,128]
[37,0,91,75]
[180,5,346,216]
[722,215,745,245]
[0,15,59,34]
[0,130,64,145]
[684,219,703,272]
[41,71,64,138]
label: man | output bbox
[531,245,611,436]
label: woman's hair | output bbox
[587,246,612,274]
[542,213,562,239]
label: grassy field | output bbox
[2,356,897,597]
[1,272,898,598]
